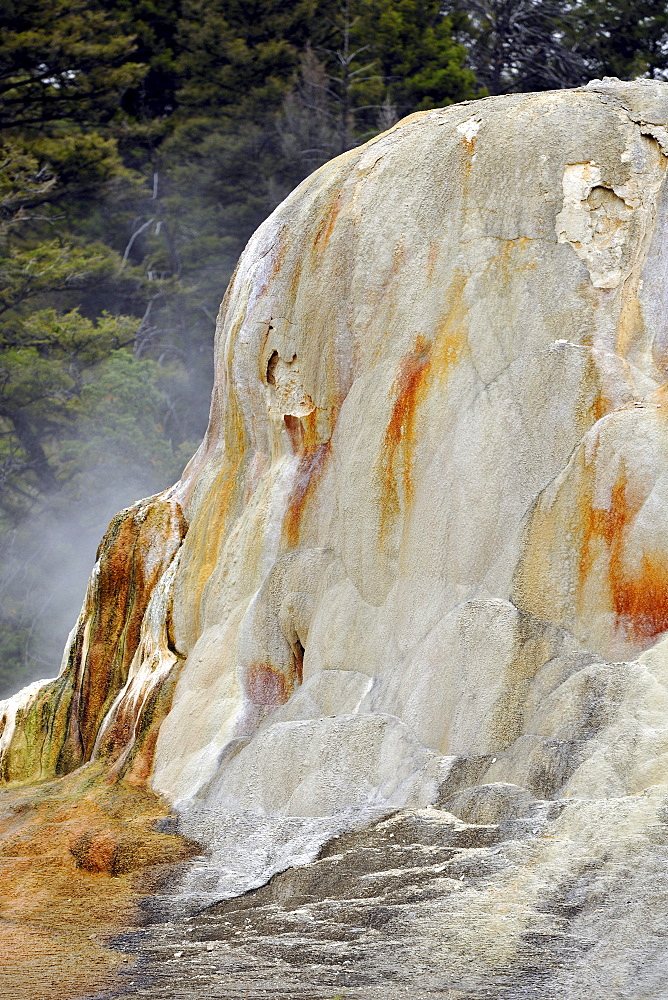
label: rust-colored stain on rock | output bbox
[380,272,467,535]
[0,499,188,786]
[519,421,668,651]
[613,549,668,640]
[245,664,291,706]
[383,333,432,522]
[579,462,668,642]
[577,354,610,427]
[175,455,241,643]
[313,188,345,252]
[77,500,187,759]
[100,656,185,787]
[282,439,331,548]
[615,288,645,360]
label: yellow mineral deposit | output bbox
[0,766,196,999]
[3,78,668,998]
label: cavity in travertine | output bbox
[265,350,315,419]
[555,132,666,289]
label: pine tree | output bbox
[445,0,588,94]
[0,0,143,129]
[277,0,480,188]
[570,0,668,81]
[358,0,481,116]
[0,0,187,695]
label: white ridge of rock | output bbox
[150,80,668,814]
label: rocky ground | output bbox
[86,787,668,1000]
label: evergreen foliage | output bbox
[0,0,144,129]
[572,0,668,81]
[445,0,588,94]
[447,0,668,95]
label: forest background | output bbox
[1,0,667,696]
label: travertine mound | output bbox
[4,78,668,996]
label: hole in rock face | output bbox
[292,638,304,685]
[266,350,279,385]
[587,185,624,211]
[586,185,629,243]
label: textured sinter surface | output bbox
[0,766,196,1000]
[4,78,668,997]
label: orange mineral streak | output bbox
[313,188,345,253]
[485,239,538,304]
[283,412,304,452]
[174,454,242,644]
[70,499,187,764]
[280,401,333,549]
[0,766,197,1000]
[576,353,610,428]
[460,133,477,197]
[615,288,645,360]
[380,272,468,536]
[614,549,668,641]
[499,237,537,274]
[383,334,432,522]
[282,438,331,549]
[578,460,668,644]
[97,657,184,787]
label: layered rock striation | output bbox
[4,78,668,995]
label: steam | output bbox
[0,467,176,699]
